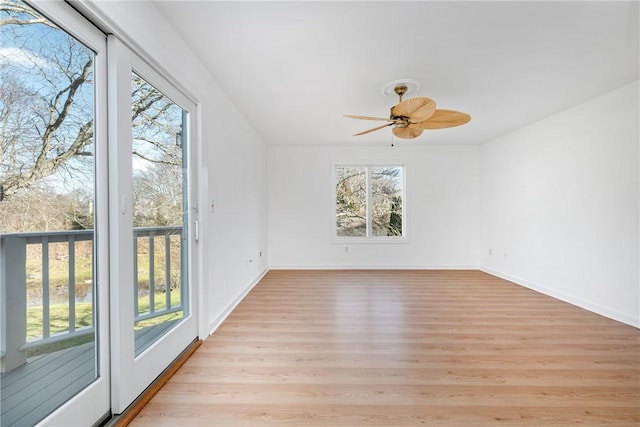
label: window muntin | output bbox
[335,165,405,239]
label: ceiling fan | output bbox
[345,84,471,139]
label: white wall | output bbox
[480,81,639,327]
[268,82,639,328]
[268,145,480,269]
[83,3,639,334]
[88,1,269,335]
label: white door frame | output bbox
[107,35,199,414]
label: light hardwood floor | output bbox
[129,270,639,426]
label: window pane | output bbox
[131,72,188,356]
[0,0,98,424]
[334,165,404,239]
[371,166,403,237]
[335,166,367,237]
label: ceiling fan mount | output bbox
[381,78,421,98]
[345,80,471,139]
[393,84,408,101]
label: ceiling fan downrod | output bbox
[391,85,410,127]
[394,85,408,102]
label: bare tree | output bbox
[1,0,183,233]
[133,161,183,227]
[1,0,95,200]
[132,73,182,167]
[0,185,82,231]
[336,166,403,237]
[131,74,184,228]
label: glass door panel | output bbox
[130,72,189,356]
[0,1,109,426]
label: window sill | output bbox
[331,236,409,244]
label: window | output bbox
[334,164,405,239]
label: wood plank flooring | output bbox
[129,270,640,426]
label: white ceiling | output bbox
[154,1,639,147]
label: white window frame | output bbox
[331,162,407,243]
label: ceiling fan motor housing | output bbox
[391,115,410,128]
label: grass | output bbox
[134,290,185,329]
[25,241,94,302]
[25,290,184,357]
[25,237,181,304]
[21,236,184,357]
[26,302,93,340]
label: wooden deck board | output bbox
[1,342,96,427]
[130,270,640,426]
[135,319,181,355]
[0,321,179,426]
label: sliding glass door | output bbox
[1,1,199,424]
[108,36,198,414]
[0,1,110,425]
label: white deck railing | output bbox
[0,226,184,373]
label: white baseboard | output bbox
[269,264,480,270]
[207,267,268,336]
[481,267,639,328]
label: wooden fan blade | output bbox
[344,114,392,122]
[391,97,436,122]
[354,122,393,136]
[411,109,471,130]
[392,126,423,139]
